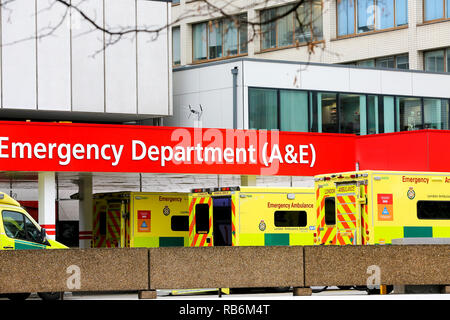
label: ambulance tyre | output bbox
[366,285,393,295]
[6,293,31,301]
[38,292,62,300]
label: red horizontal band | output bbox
[79,231,92,235]
[45,231,56,235]
[79,236,92,240]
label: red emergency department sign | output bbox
[0,121,355,176]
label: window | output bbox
[249,88,278,130]
[351,54,409,69]
[2,210,42,243]
[249,87,450,134]
[195,204,209,233]
[172,26,180,66]
[424,0,449,21]
[417,201,450,219]
[249,88,309,131]
[172,0,180,5]
[324,197,336,225]
[424,99,449,129]
[274,211,307,227]
[424,49,450,73]
[192,15,247,62]
[397,97,423,131]
[338,0,407,36]
[339,94,365,134]
[260,1,323,51]
[171,215,189,231]
[318,93,338,133]
[279,90,309,132]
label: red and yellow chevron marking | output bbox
[362,184,369,245]
[316,187,336,245]
[189,196,212,247]
[336,193,357,245]
[231,197,236,246]
[92,202,106,248]
[106,209,121,248]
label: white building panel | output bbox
[136,0,170,116]
[380,70,413,96]
[71,0,105,113]
[104,0,137,114]
[1,0,36,109]
[411,72,450,98]
[348,68,382,95]
[37,0,71,111]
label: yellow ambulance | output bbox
[92,192,189,248]
[0,192,66,250]
[0,191,67,300]
[314,170,450,245]
[189,186,316,247]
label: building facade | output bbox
[0,0,172,123]
[171,0,450,72]
[168,58,450,134]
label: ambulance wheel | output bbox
[38,292,62,300]
[366,286,393,295]
[6,293,31,301]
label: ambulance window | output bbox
[417,201,450,220]
[99,211,106,236]
[274,211,307,227]
[195,204,209,233]
[2,210,27,241]
[171,215,189,231]
[325,197,336,225]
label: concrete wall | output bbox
[0,0,171,121]
[0,245,448,295]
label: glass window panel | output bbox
[357,59,375,67]
[277,5,294,47]
[417,201,450,219]
[324,197,336,225]
[261,9,277,49]
[395,0,408,26]
[376,56,395,68]
[396,54,409,69]
[425,50,445,72]
[239,15,248,54]
[376,0,394,29]
[223,19,238,57]
[172,27,180,65]
[249,88,278,130]
[208,20,223,59]
[280,90,309,132]
[193,23,207,61]
[312,0,323,40]
[367,95,379,134]
[309,92,319,132]
[295,1,311,43]
[447,49,450,72]
[337,0,355,36]
[24,215,41,243]
[195,204,209,233]
[339,94,363,134]
[424,98,449,129]
[2,210,26,240]
[274,211,307,227]
[172,0,180,4]
[447,0,450,18]
[383,96,395,133]
[319,93,338,133]
[358,0,375,33]
[424,0,444,21]
[397,97,423,131]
